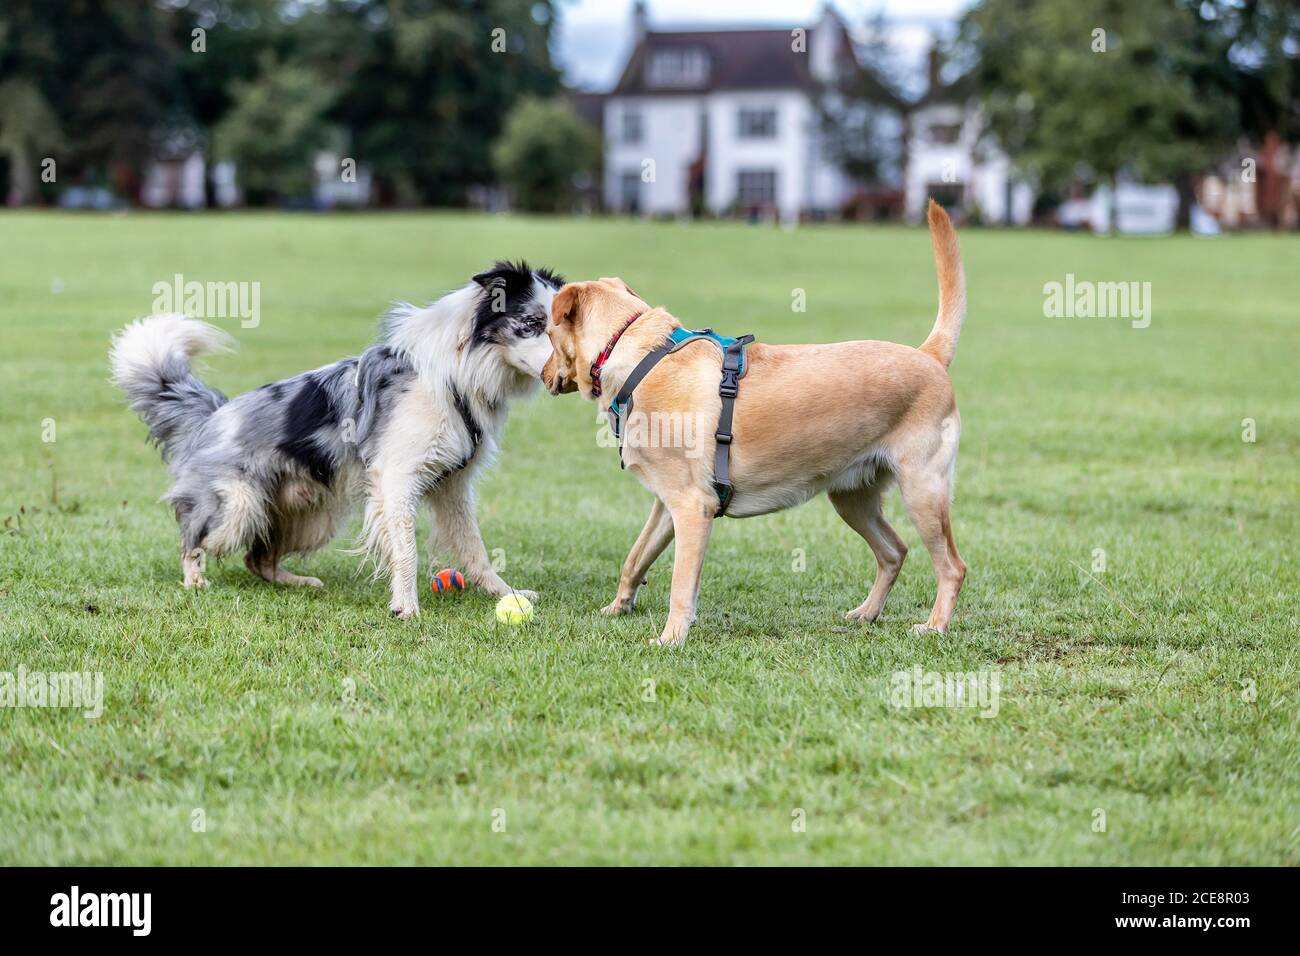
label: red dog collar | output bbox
[590,310,644,397]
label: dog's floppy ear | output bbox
[551,283,584,326]
[600,276,639,299]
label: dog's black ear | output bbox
[552,283,583,325]
[474,259,540,291]
[472,268,505,289]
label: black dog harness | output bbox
[607,328,755,517]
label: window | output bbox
[738,107,777,139]
[620,171,642,213]
[621,110,643,144]
[928,122,961,145]
[736,170,777,206]
[927,183,963,210]
[646,48,709,88]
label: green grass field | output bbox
[1,211,1297,865]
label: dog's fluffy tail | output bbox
[109,314,234,460]
[918,199,966,368]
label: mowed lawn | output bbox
[1,211,1297,865]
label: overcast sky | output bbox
[553,0,975,91]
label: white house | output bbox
[903,46,1032,225]
[603,2,857,221]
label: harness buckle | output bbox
[719,368,740,398]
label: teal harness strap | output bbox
[609,327,754,518]
[608,328,748,427]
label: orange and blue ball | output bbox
[431,568,466,593]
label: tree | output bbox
[816,12,909,186]
[213,56,336,204]
[492,97,599,212]
[1205,0,1300,141]
[1,0,566,207]
[299,0,562,206]
[163,0,290,204]
[1200,0,1300,227]
[959,0,1241,228]
[0,0,176,203]
[0,79,65,204]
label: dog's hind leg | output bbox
[174,493,215,589]
[829,484,907,623]
[895,458,965,635]
[602,497,674,616]
[177,477,267,589]
[181,545,209,589]
[244,489,346,588]
[244,545,324,588]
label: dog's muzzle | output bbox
[542,356,576,395]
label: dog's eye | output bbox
[512,313,547,337]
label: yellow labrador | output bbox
[542,200,966,646]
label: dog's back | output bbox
[109,260,561,604]
[110,316,415,586]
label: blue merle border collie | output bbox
[109,262,561,618]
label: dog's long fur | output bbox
[542,201,967,645]
[110,262,561,616]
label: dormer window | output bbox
[646,47,709,88]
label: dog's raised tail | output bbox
[109,314,234,460]
[918,199,966,368]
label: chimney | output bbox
[633,1,649,43]
[927,41,942,95]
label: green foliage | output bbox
[816,12,909,184]
[0,78,65,202]
[303,0,562,205]
[492,97,600,212]
[0,0,177,198]
[167,0,291,132]
[960,0,1241,192]
[213,56,336,203]
[1,212,1297,863]
[0,0,562,206]
[1200,0,1300,141]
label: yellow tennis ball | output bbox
[495,593,534,625]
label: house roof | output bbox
[613,26,835,95]
[568,91,606,132]
[915,45,977,108]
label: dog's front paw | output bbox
[506,588,538,603]
[390,603,420,620]
[650,621,690,647]
[911,622,944,636]
[649,633,687,647]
